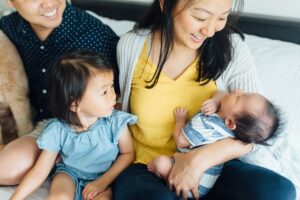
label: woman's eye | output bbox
[194,16,206,22]
[102,90,107,95]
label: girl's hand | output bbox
[168,152,204,200]
[201,99,218,115]
[82,179,108,200]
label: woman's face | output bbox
[172,0,232,51]
[8,0,66,36]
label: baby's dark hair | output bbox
[50,49,114,127]
[233,100,283,145]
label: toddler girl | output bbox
[10,50,136,200]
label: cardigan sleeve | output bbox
[217,34,263,94]
[117,30,150,112]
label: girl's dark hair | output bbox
[135,0,244,88]
[50,50,113,127]
[233,100,283,145]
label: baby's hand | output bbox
[174,107,188,123]
[201,99,218,115]
[82,179,107,200]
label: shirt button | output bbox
[42,68,46,73]
[42,89,47,94]
[40,109,44,113]
[40,45,45,50]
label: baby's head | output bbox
[218,91,282,145]
[50,50,116,128]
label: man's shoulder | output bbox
[0,12,21,28]
[68,5,104,27]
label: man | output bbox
[0,0,119,185]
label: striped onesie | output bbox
[179,112,235,197]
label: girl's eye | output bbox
[102,90,107,95]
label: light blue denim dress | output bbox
[180,113,234,197]
[37,110,137,200]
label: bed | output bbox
[1,0,299,199]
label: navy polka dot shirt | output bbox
[0,4,119,122]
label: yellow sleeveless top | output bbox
[130,41,217,164]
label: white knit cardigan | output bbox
[117,29,263,112]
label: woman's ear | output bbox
[225,118,236,130]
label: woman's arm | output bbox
[168,138,252,200]
[10,150,58,200]
[82,126,134,200]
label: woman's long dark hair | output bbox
[135,0,244,88]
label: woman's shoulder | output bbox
[118,29,150,47]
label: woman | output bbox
[114,0,296,199]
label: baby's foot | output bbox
[147,160,155,173]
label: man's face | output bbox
[8,0,66,37]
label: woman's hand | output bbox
[82,178,108,200]
[168,152,203,200]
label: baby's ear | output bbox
[225,118,236,130]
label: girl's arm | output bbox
[168,138,252,199]
[10,150,58,200]
[82,126,134,200]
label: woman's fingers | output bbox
[191,187,200,200]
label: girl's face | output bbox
[76,71,116,121]
[8,0,66,36]
[172,0,232,51]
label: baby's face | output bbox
[219,91,266,119]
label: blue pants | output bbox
[113,160,296,200]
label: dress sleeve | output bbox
[36,119,63,152]
[110,110,137,144]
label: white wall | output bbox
[111,0,300,20]
[243,0,300,19]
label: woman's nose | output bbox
[201,20,216,38]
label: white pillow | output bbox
[0,1,12,17]
[243,34,300,196]
[86,10,135,36]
